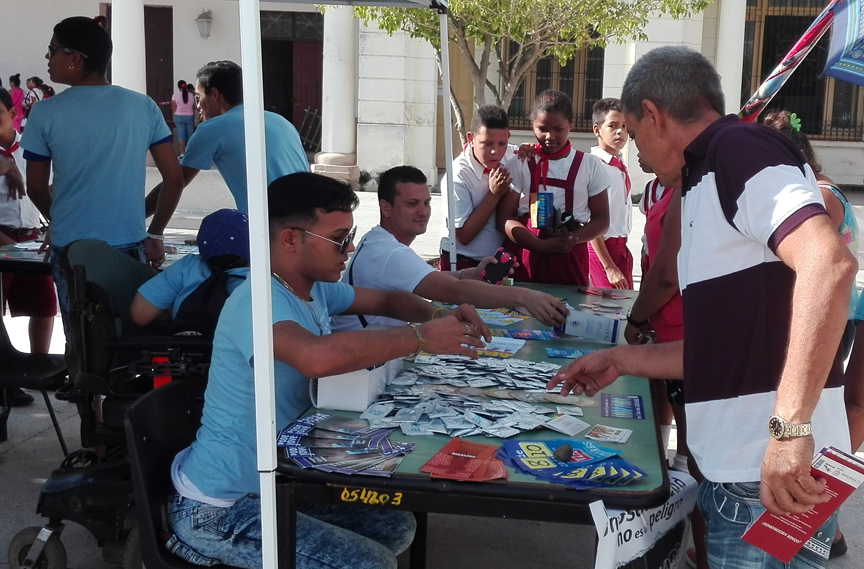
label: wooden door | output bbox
[291,41,322,127]
[102,4,173,127]
[144,6,174,127]
[262,39,294,121]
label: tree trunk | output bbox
[449,88,467,146]
[500,45,543,111]
[435,49,467,144]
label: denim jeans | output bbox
[48,240,146,340]
[175,114,195,142]
[697,480,836,569]
[166,493,416,569]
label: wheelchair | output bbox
[7,240,214,569]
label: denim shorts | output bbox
[175,114,195,142]
[166,492,416,569]
[697,480,836,569]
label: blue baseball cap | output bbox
[197,209,250,262]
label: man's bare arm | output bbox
[547,341,684,396]
[760,212,857,516]
[25,160,52,220]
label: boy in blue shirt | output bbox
[145,60,308,215]
[166,172,489,569]
[131,208,250,327]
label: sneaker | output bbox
[11,388,34,407]
[830,533,848,558]
[685,547,697,569]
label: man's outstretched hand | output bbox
[546,348,623,397]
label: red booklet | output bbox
[742,446,864,562]
[419,439,506,481]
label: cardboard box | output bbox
[310,358,403,412]
[555,308,620,344]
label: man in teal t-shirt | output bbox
[166,172,490,569]
[145,60,308,215]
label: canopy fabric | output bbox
[231,0,447,8]
[823,0,864,86]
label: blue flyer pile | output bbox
[277,413,413,477]
[497,439,648,489]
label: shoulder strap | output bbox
[820,182,849,205]
[346,237,369,329]
[563,150,584,214]
[526,155,538,196]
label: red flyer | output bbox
[742,446,864,562]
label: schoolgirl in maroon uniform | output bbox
[496,90,611,285]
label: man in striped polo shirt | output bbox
[548,46,856,569]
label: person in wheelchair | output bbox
[166,172,490,569]
[130,208,250,335]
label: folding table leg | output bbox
[410,512,427,569]
[276,480,297,569]
[0,388,11,442]
[40,390,69,456]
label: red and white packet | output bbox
[742,445,864,562]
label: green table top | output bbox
[293,284,667,500]
[0,241,195,273]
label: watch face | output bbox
[768,416,785,439]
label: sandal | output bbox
[830,533,848,559]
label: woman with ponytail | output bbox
[170,80,195,157]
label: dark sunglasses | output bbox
[292,226,356,255]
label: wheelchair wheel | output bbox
[122,524,142,569]
[8,526,67,569]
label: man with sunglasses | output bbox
[166,172,490,569]
[331,166,569,334]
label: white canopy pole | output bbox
[439,9,458,271]
[238,1,280,568]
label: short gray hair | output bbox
[621,46,725,124]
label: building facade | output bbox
[1,0,861,193]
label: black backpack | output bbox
[165,255,247,337]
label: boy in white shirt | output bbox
[439,105,514,271]
[588,98,633,289]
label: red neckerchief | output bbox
[608,155,632,195]
[535,141,572,192]
[0,141,19,158]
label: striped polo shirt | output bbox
[678,115,850,483]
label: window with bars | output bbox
[508,46,605,132]
[260,11,323,41]
[743,0,864,140]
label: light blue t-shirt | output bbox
[137,254,249,319]
[854,291,864,323]
[179,277,355,500]
[21,85,171,247]
[181,106,308,213]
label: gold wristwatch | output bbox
[768,415,812,440]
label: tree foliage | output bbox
[355,0,709,136]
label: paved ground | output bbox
[2,170,864,568]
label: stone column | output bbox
[715,0,747,113]
[356,23,438,189]
[111,0,147,94]
[313,7,360,188]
